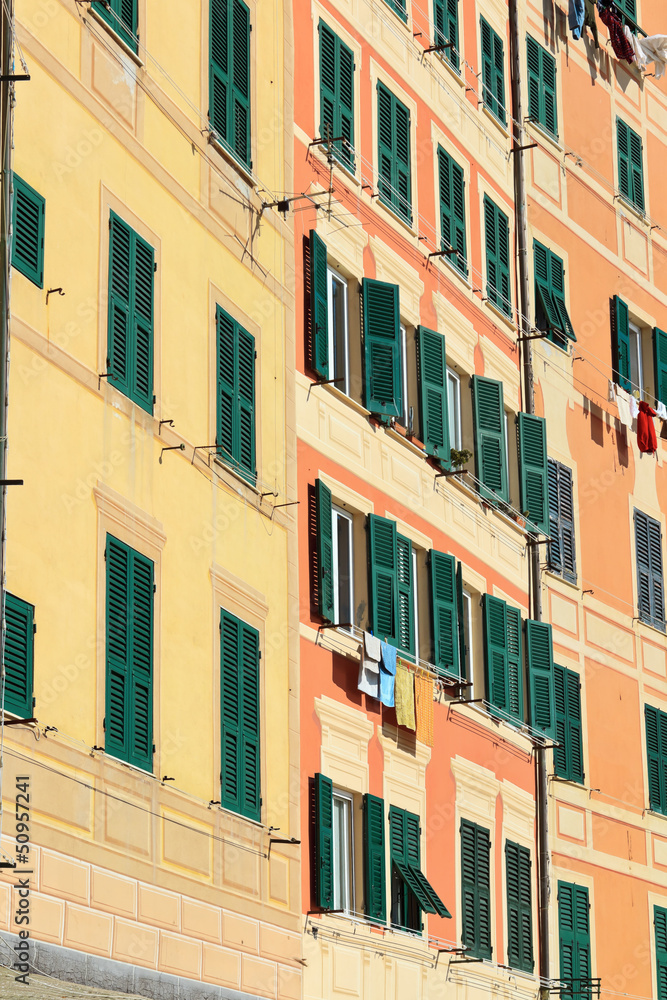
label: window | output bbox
[518,413,549,534]
[434,0,459,70]
[483,196,511,317]
[534,241,575,347]
[617,118,644,213]
[105,534,154,772]
[430,550,460,678]
[418,326,450,465]
[368,514,414,657]
[383,0,407,23]
[471,375,509,503]
[629,322,644,397]
[558,882,591,1000]
[655,326,667,409]
[412,550,419,663]
[635,510,665,631]
[210,0,251,168]
[656,906,667,1000]
[554,664,584,783]
[319,21,355,169]
[332,506,353,628]
[646,704,667,815]
[377,83,412,224]
[328,267,349,395]
[461,819,492,959]
[526,36,557,138]
[447,367,461,451]
[362,278,402,418]
[548,460,576,583]
[399,324,409,427]
[482,595,523,722]
[220,608,260,821]
[480,18,505,123]
[526,619,556,738]
[390,805,449,931]
[216,305,256,485]
[333,789,354,913]
[107,212,154,413]
[98,0,137,51]
[505,841,533,973]
[437,147,466,276]
[461,588,473,689]
[4,593,34,719]
[397,533,415,658]
[11,175,45,288]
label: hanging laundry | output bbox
[569,0,585,39]
[379,641,397,708]
[616,385,633,427]
[395,663,416,731]
[598,4,635,63]
[629,395,640,422]
[584,0,599,48]
[637,400,658,453]
[415,675,434,747]
[656,401,667,421]
[636,35,667,79]
[608,380,617,402]
[358,631,381,699]
[625,25,647,69]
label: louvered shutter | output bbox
[316,480,335,622]
[4,594,34,719]
[237,321,256,480]
[240,620,260,820]
[548,460,562,573]
[363,793,386,922]
[362,278,402,417]
[648,515,666,629]
[477,824,492,958]
[105,536,131,763]
[526,620,555,737]
[368,514,398,644]
[558,882,576,996]
[11,176,45,288]
[337,40,355,167]
[315,773,334,908]
[430,551,459,677]
[554,664,568,778]
[310,230,329,379]
[461,820,478,951]
[483,594,508,712]
[566,668,584,783]
[629,128,644,209]
[386,0,407,22]
[526,36,541,127]
[559,464,577,582]
[433,0,459,69]
[132,232,154,412]
[210,0,229,144]
[506,841,533,973]
[484,196,511,318]
[656,906,667,1000]
[534,240,561,332]
[216,307,256,483]
[396,534,414,656]
[220,610,242,812]
[319,22,355,167]
[319,22,336,147]
[480,19,505,123]
[559,882,590,1000]
[418,327,450,462]
[129,551,154,771]
[472,376,508,502]
[526,36,557,136]
[518,413,549,534]
[99,0,137,52]
[457,561,467,681]
[506,605,523,722]
[108,214,132,400]
[646,705,665,813]
[377,84,411,224]
[377,83,394,212]
[230,0,251,166]
[542,47,558,137]
[617,118,631,202]
[654,328,667,409]
[550,255,576,342]
[394,99,412,224]
[635,510,665,630]
[612,295,632,391]
[438,148,466,274]
[210,0,251,167]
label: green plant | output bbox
[450,448,472,470]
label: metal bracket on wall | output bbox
[516,332,548,342]
[0,479,23,486]
[268,836,300,859]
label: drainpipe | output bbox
[508,0,550,992]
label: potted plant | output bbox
[450,448,472,474]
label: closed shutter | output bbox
[417,327,450,462]
[480,18,505,123]
[133,232,155,412]
[526,620,555,737]
[646,704,667,814]
[310,230,329,379]
[319,21,355,168]
[438,147,467,275]
[394,99,411,224]
[483,594,508,712]
[385,0,407,22]
[363,793,386,922]
[210,0,251,167]
[316,480,335,622]
[505,841,533,973]
[617,118,631,202]
[4,594,34,719]
[655,906,667,1000]
[461,820,477,951]
[506,605,523,722]
[221,609,260,820]
[396,534,414,657]
[472,376,508,502]
[11,175,45,288]
[630,128,644,211]
[337,39,355,167]
[368,514,398,644]
[541,46,557,137]
[617,119,644,211]
[98,0,137,52]
[654,328,667,409]
[518,413,549,534]
[526,36,541,129]
[548,460,562,573]
[635,510,665,630]
[216,306,256,484]
[434,0,459,69]
[612,295,632,392]
[315,773,334,908]
[362,278,402,417]
[559,464,577,582]
[484,196,511,318]
[377,83,412,224]
[554,664,584,783]
[461,820,492,959]
[558,882,591,1000]
[430,551,459,677]
[239,620,260,820]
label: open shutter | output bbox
[315,773,334,908]
[221,610,242,812]
[526,36,541,126]
[430,551,459,677]
[4,595,34,719]
[396,534,414,656]
[239,620,260,821]
[316,479,335,622]
[99,0,137,51]
[368,514,398,644]
[460,820,478,951]
[526,620,555,737]
[483,594,508,712]
[472,376,508,502]
[418,327,450,462]
[237,325,256,481]
[506,605,523,722]
[363,793,386,922]
[362,278,401,418]
[648,516,665,630]
[230,0,251,165]
[108,213,132,399]
[566,668,584,783]
[105,536,131,763]
[518,413,549,533]
[12,176,45,288]
[394,99,412,224]
[559,465,577,582]
[129,551,154,772]
[654,328,667,409]
[612,296,632,392]
[542,47,557,137]
[655,907,667,1000]
[132,232,154,413]
[550,255,576,342]
[377,83,395,212]
[310,230,329,379]
[548,460,562,573]
[456,561,467,681]
[646,705,666,814]
[534,241,561,332]
[319,21,336,147]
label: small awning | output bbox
[394,860,451,918]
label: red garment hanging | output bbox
[637,400,657,454]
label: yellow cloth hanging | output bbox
[395,663,416,731]
[415,674,434,746]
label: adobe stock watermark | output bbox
[13,774,31,985]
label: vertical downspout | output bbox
[508,0,550,992]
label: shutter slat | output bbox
[396,534,414,657]
[316,480,335,622]
[12,176,45,288]
[310,230,329,379]
[483,594,508,712]
[527,620,555,737]
[438,148,467,275]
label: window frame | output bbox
[526,35,558,139]
[554,663,584,784]
[629,321,644,399]
[209,0,252,170]
[399,323,409,428]
[215,303,257,486]
[220,606,261,822]
[617,116,645,214]
[376,81,413,226]
[332,505,354,631]
[480,16,505,125]
[332,787,355,914]
[446,366,462,451]
[327,265,350,396]
[461,588,473,692]
[634,509,666,633]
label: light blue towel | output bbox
[380,641,397,708]
[569,0,585,39]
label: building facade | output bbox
[1,1,300,997]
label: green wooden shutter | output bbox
[216,306,256,484]
[653,328,667,409]
[534,240,562,333]
[230,0,251,165]
[457,561,467,681]
[129,550,154,771]
[554,664,568,778]
[558,882,591,1000]
[210,0,251,167]
[461,820,477,951]
[646,705,666,813]
[319,21,336,147]
[418,327,450,462]
[526,620,554,736]
[315,773,334,908]
[396,534,414,657]
[4,594,34,719]
[518,413,549,534]
[98,0,137,52]
[484,196,511,318]
[221,609,260,820]
[316,479,335,622]
[506,841,533,973]
[319,22,355,167]
[506,605,524,722]
[549,255,576,342]
[438,147,466,275]
[377,82,394,213]
[11,175,45,288]
[526,36,541,127]
[210,0,230,147]
[612,295,632,391]
[558,464,577,582]
[384,0,407,23]
[472,376,508,502]
[377,84,411,224]
[362,278,402,418]
[655,906,667,1000]
[649,515,666,629]
[132,231,155,413]
[310,230,329,379]
[480,18,505,123]
[483,594,508,712]
[541,46,557,137]
[394,99,411,224]
[618,119,644,211]
[363,793,386,922]
[108,213,132,400]
[368,514,398,644]
[460,820,492,959]
[617,118,631,202]
[554,664,584,783]
[337,38,354,167]
[629,126,644,211]
[548,460,562,574]
[430,551,459,677]
[239,619,260,820]
[434,0,459,69]
[237,320,256,480]
[635,510,665,630]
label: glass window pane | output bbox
[447,368,461,450]
[400,324,409,427]
[329,270,349,395]
[332,793,352,913]
[336,511,352,627]
[629,323,643,398]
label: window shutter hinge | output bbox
[259,651,262,659]
[102,717,106,731]
[108,218,112,230]
[152,744,155,754]
[255,350,258,359]
[104,548,107,560]
[153,583,156,594]
[153,261,157,272]
[32,624,36,634]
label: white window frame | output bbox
[629,321,643,399]
[399,323,409,428]
[327,266,350,396]
[332,505,354,630]
[447,366,462,451]
[504,411,510,488]
[332,788,355,915]
[462,589,473,696]
[412,548,419,664]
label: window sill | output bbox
[208,134,256,188]
[374,195,416,238]
[526,120,562,156]
[436,252,472,293]
[635,616,667,637]
[433,50,465,89]
[209,802,265,830]
[87,6,143,67]
[616,194,649,228]
[321,381,370,418]
[543,569,580,591]
[481,104,509,139]
[484,296,516,334]
[310,145,361,189]
[384,424,427,458]
[212,454,260,496]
